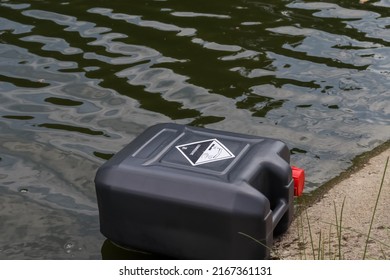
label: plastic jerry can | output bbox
[95,123,296,259]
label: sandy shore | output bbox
[273,142,390,260]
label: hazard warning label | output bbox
[176,139,235,166]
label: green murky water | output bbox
[0,0,389,259]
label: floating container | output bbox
[95,123,302,259]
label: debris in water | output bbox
[64,241,75,254]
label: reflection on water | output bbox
[0,0,389,259]
[101,239,172,260]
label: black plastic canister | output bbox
[95,123,294,259]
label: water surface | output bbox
[0,0,389,259]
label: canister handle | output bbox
[271,199,288,228]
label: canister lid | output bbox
[292,166,305,196]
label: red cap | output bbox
[291,166,305,196]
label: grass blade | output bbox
[363,156,389,259]
[305,209,316,259]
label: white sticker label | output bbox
[176,139,235,166]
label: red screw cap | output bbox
[291,166,305,196]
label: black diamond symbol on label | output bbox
[176,139,235,166]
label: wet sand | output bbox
[273,142,390,260]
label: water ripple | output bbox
[88,7,197,37]
[374,0,390,7]
[267,26,382,67]
[287,2,380,19]
[21,35,83,55]
[347,17,390,42]
[170,11,231,19]
[0,16,33,34]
